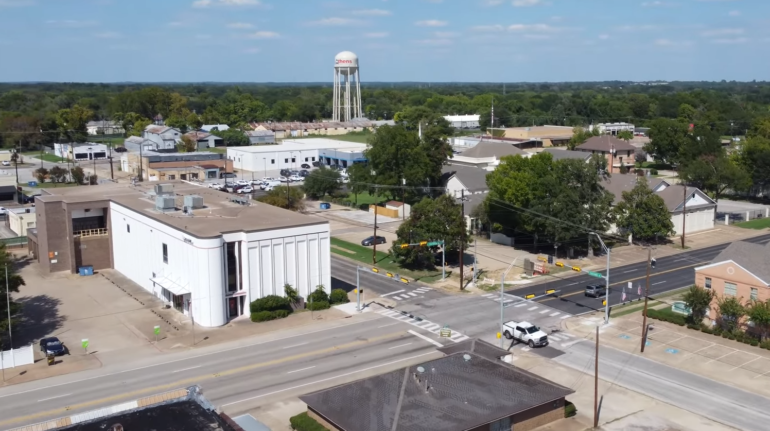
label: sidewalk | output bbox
[563,311,770,399]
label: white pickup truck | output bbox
[503,321,549,348]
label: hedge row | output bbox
[308,300,330,311]
[645,308,687,326]
[289,412,326,431]
[250,295,292,313]
[649,309,770,350]
[330,288,349,304]
[251,309,291,322]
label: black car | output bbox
[299,170,309,177]
[113,146,128,153]
[312,161,321,167]
[40,337,67,356]
[301,163,311,169]
[584,284,607,298]
[361,236,387,246]
[280,169,291,177]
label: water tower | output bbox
[332,51,363,122]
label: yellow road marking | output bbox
[0,331,406,428]
[535,262,706,302]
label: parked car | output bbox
[208,183,222,189]
[261,180,281,190]
[301,163,311,169]
[503,321,548,348]
[1,160,10,166]
[312,161,321,167]
[299,170,310,177]
[220,172,237,179]
[260,177,274,183]
[264,184,276,191]
[584,284,606,298]
[361,236,386,246]
[237,186,253,194]
[278,176,289,182]
[235,180,250,186]
[280,169,291,177]
[113,146,128,153]
[39,336,67,356]
[289,175,302,182]
[0,207,6,215]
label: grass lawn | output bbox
[286,131,372,144]
[343,191,388,207]
[26,182,79,189]
[330,237,444,283]
[638,162,673,170]
[735,218,770,230]
[90,136,125,146]
[206,147,227,154]
[25,153,68,163]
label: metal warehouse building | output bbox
[226,138,367,173]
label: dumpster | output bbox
[320,202,331,210]
[78,265,94,276]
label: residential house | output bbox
[538,148,593,162]
[184,131,223,150]
[123,136,155,153]
[86,120,125,136]
[442,164,490,196]
[450,141,527,170]
[694,241,770,325]
[121,151,233,182]
[245,130,276,145]
[143,125,182,152]
[601,175,716,238]
[576,135,636,174]
[201,124,230,132]
[503,125,575,147]
[300,339,573,431]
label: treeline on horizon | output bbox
[2,80,770,150]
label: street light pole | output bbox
[6,264,12,349]
[499,257,518,348]
[590,233,611,324]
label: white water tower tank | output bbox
[334,51,358,75]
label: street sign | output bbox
[587,271,603,278]
[81,339,89,352]
[154,325,161,335]
[547,255,554,264]
[427,241,442,247]
[439,326,452,338]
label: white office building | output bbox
[227,138,367,173]
[53,143,109,161]
[444,115,480,129]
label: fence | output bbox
[0,236,28,248]
[0,344,34,370]
[717,207,770,225]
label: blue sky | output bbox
[0,0,767,82]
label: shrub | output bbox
[251,311,276,322]
[309,285,330,303]
[750,340,759,347]
[289,412,327,431]
[722,332,729,338]
[760,341,770,350]
[701,326,712,334]
[686,323,699,330]
[330,288,349,304]
[250,295,292,313]
[650,168,659,175]
[273,310,290,319]
[308,300,330,311]
[646,308,687,326]
[564,401,577,418]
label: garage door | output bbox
[686,208,714,233]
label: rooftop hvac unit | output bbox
[154,184,174,196]
[184,195,204,209]
[155,196,175,211]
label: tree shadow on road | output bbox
[12,295,65,346]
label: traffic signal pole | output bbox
[640,248,653,353]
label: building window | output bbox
[271,159,275,164]
[284,158,288,163]
[162,243,168,264]
[705,277,711,289]
[305,157,309,162]
[127,224,130,233]
[751,288,758,301]
[724,282,737,297]
[312,157,316,161]
[291,157,295,163]
[168,175,175,180]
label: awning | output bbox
[150,275,190,296]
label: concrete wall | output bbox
[73,236,112,271]
[370,205,399,219]
[7,210,35,236]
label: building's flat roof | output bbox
[227,138,366,154]
[37,181,327,238]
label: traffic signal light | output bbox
[400,243,410,249]
[419,241,428,247]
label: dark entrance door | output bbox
[228,297,238,319]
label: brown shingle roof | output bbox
[577,135,636,152]
[459,141,526,159]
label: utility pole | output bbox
[459,189,465,290]
[640,248,652,353]
[681,185,687,249]
[108,144,114,180]
[594,325,599,429]
[372,181,378,265]
[6,265,13,349]
[401,178,406,221]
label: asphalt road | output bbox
[507,234,770,316]
[557,339,770,431]
[0,317,443,430]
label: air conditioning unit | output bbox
[155,196,175,211]
[184,195,204,209]
[154,184,174,196]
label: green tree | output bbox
[178,134,197,152]
[644,118,690,164]
[34,167,49,183]
[391,194,468,271]
[56,104,93,143]
[613,177,674,242]
[70,166,85,185]
[165,115,188,133]
[715,295,745,332]
[302,166,341,199]
[0,243,26,342]
[186,112,203,131]
[567,126,600,150]
[617,130,634,142]
[680,154,751,202]
[746,299,770,341]
[363,125,430,201]
[735,136,770,193]
[682,285,715,324]
[258,185,305,212]
[49,166,67,183]
[215,128,250,147]
[128,118,152,137]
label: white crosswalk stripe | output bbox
[514,303,528,308]
[414,288,432,293]
[376,307,470,344]
[549,335,564,341]
[560,315,571,319]
[527,306,538,311]
[539,309,549,314]
[392,295,405,300]
[424,323,440,331]
[549,312,561,317]
[407,292,418,297]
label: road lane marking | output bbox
[407,292,418,297]
[624,269,638,273]
[549,312,561,317]
[652,281,667,286]
[514,303,528,308]
[565,282,579,286]
[220,351,438,408]
[281,342,309,349]
[539,309,549,314]
[0,316,366,401]
[424,324,440,331]
[377,322,399,328]
[561,315,571,319]
[527,306,538,311]
[407,330,444,347]
[287,366,316,374]
[37,394,72,402]
[0,330,408,428]
[380,290,405,297]
[388,343,413,350]
[172,366,202,373]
